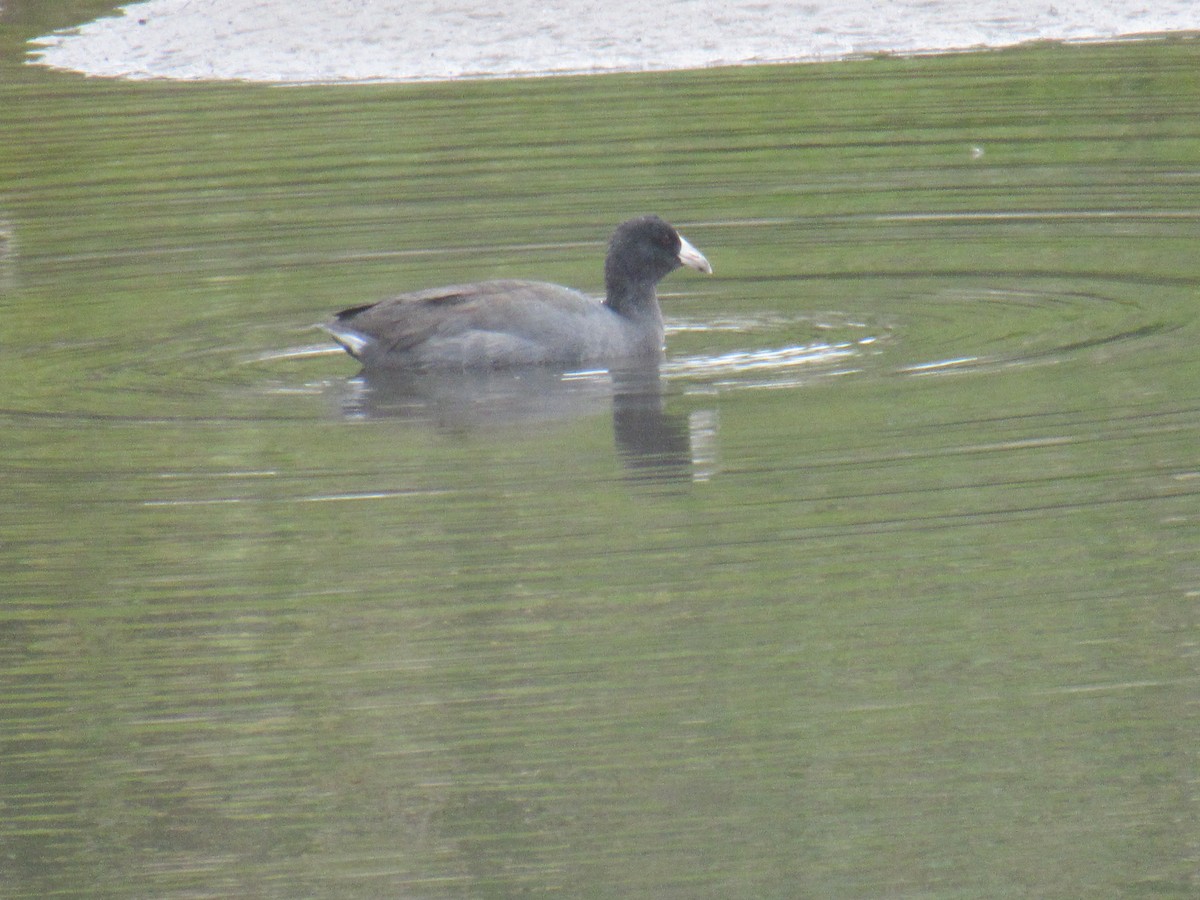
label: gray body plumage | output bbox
[322,216,711,371]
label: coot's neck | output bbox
[603,273,663,326]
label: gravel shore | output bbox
[27,0,1200,83]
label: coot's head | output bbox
[604,215,712,300]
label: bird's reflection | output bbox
[609,368,693,482]
[334,362,713,483]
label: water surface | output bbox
[2,25,1200,898]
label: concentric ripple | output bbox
[891,279,1187,377]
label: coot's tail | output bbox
[318,321,372,360]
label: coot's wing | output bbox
[330,284,485,357]
[323,280,600,362]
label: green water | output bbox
[2,9,1199,896]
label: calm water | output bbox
[2,16,1200,897]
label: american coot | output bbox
[321,215,712,370]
